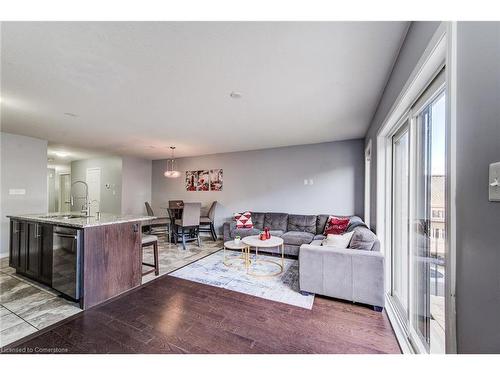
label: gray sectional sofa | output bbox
[223,212,369,256]
[222,212,385,310]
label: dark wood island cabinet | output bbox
[7,213,153,310]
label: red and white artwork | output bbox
[197,170,210,191]
[210,169,223,191]
[185,171,197,191]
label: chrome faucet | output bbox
[70,180,90,216]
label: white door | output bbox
[86,168,101,216]
[59,173,71,212]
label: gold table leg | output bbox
[246,243,284,277]
[223,245,252,269]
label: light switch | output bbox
[304,179,308,185]
[309,179,314,185]
[489,162,500,202]
[9,188,26,195]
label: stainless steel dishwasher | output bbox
[52,226,82,301]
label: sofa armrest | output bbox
[299,245,385,307]
[223,222,232,242]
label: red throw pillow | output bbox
[324,216,350,235]
[234,211,253,229]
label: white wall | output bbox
[152,139,364,233]
[70,156,123,214]
[121,156,152,215]
[0,132,48,257]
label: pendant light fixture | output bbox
[164,146,181,178]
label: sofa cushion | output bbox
[322,232,355,249]
[230,227,260,238]
[264,213,288,231]
[282,231,314,246]
[313,234,326,241]
[347,215,368,232]
[349,226,378,251]
[316,215,330,234]
[287,214,317,234]
[269,230,284,237]
[324,216,350,235]
[234,211,253,228]
[251,212,266,230]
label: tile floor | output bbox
[0,233,222,348]
[141,232,222,284]
[0,261,82,348]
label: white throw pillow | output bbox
[321,231,354,249]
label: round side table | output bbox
[223,240,250,269]
[242,235,284,277]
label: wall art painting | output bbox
[210,169,223,191]
[197,170,210,191]
[185,171,197,191]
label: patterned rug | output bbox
[141,233,223,284]
[170,250,315,309]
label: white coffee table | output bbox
[223,240,250,269]
[242,235,285,277]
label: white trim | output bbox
[375,22,454,354]
[364,140,372,229]
[444,21,458,354]
[385,295,414,354]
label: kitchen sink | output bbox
[40,214,91,219]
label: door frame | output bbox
[375,23,456,353]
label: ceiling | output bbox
[1,22,408,159]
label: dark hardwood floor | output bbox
[7,276,401,354]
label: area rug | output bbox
[170,250,315,309]
[141,233,222,284]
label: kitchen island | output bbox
[7,213,154,309]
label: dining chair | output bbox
[144,202,170,239]
[199,201,217,241]
[167,208,178,243]
[173,202,201,250]
[168,200,184,220]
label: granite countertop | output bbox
[6,212,156,228]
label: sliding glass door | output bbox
[412,91,446,353]
[389,71,446,353]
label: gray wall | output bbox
[121,156,152,215]
[0,132,48,257]
[70,156,122,214]
[152,139,365,234]
[454,22,500,353]
[365,21,441,231]
[364,21,500,352]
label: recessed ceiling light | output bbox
[230,91,242,99]
[54,151,69,157]
[64,112,77,117]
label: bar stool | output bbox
[142,234,159,276]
